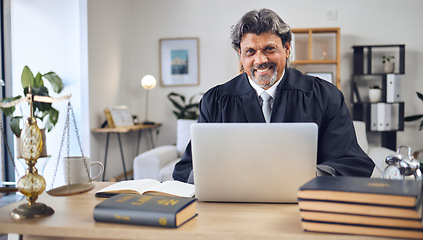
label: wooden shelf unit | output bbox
[292,28,341,88]
[350,44,406,151]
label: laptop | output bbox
[191,123,318,203]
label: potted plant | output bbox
[404,91,423,131]
[167,92,202,150]
[167,92,203,120]
[368,85,382,103]
[1,65,64,157]
[382,55,395,73]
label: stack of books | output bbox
[297,176,423,239]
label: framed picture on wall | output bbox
[159,38,199,86]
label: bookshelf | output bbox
[350,44,405,150]
[292,28,341,89]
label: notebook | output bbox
[191,122,318,203]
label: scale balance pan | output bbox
[47,183,95,196]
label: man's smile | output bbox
[255,67,271,74]
[252,63,274,76]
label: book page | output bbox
[144,181,195,198]
[96,179,161,195]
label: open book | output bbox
[95,179,195,198]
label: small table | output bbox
[91,123,161,181]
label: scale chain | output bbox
[49,101,88,190]
[66,103,71,190]
[50,102,71,190]
[69,102,89,179]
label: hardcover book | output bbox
[93,194,198,228]
[298,176,422,207]
[301,220,423,239]
[95,179,195,198]
[298,200,422,219]
[300,210,423,229]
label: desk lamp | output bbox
[141,75,157,125]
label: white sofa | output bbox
[353,121,395,178]
[133,119,195,182]
[133,121,395,181]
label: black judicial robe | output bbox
[173,68,375,182]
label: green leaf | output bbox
[44,118,54,132]
[44,108,59,132]
[417,92,423,102]
[0,95,21,116]
[43,71,63,93]
[21,66,34,89]
[168,95,185,112]
[48,107,59,126]
[404,115,423,122]
[167,92,202,120]
[172,110,181,119]
[10,116,22,137]
[33,72,44,88]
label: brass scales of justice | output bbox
[0,87,95,219]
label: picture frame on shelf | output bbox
[159,37,199,86]
[307,72,333,84]
[106,106,134,127]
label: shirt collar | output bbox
[248,69,285,99]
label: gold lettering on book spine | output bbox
[131,195,152,206]
[157,199,179,206]
[114,214,130,221]
[367,183,390,188]
[116,195,135,203]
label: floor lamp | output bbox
[141,75,157,125]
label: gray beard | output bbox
[251,68,278,89]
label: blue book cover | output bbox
[93,194,198,228]
[298,176,422,207]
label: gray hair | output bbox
[230,9,292,60]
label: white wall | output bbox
[10,0,422,182]
[10,0,89,188]
[87,0,423,179]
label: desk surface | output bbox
[91,123,161,133]
[0,182,389,240]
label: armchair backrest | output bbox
[176,119,197,156]
[353,121,369,153]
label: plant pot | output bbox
[384,62,394,73]
[369,89,382,103]
[15,128,48,159]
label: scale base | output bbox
[47,183,95,196]
[10,202,54,220]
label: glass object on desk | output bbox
[11,117,54,219]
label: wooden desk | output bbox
[91,123,161,181]
[0,182,388,240]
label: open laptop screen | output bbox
[191,122,318,203]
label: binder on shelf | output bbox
[370,103,391,131]
[390,103,400,130]
[370,104,377,131]
[386,74,401,103]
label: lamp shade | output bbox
[141,75,157,90]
